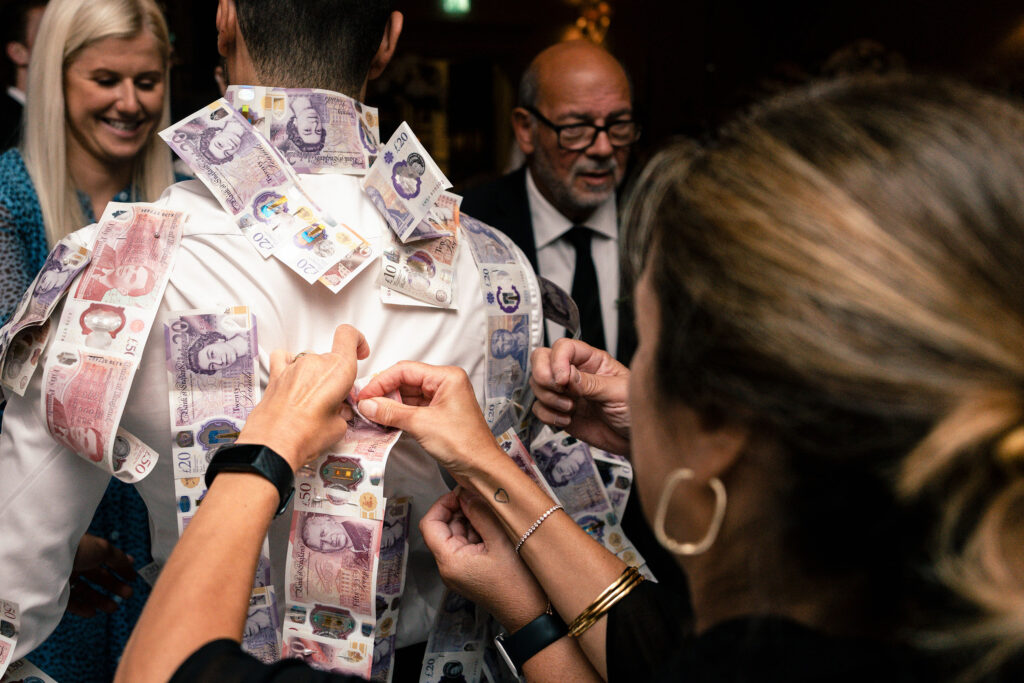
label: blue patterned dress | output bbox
[0,148,154,682]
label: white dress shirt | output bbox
[525,169,619,357]
[0,174,497,658]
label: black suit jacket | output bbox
[461,167,637,363]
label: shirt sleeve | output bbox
[170,639,364,683]
[605,581,690,682]
[0,389,111,660]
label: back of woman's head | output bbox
[625,75,1024,675]
[23,0,172,244]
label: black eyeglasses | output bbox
[524,106,641,151]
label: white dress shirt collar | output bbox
[525,167,617,246]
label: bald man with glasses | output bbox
[462,40,640,362]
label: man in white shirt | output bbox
[461,40,639,362]
[0,0,534,674]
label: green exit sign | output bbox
[442,0,470,14]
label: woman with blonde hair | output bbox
[0,0,173,323]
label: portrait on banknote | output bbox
[392,152,425,199]
[195,114,252,165]
[487,314,528,399]
[33,243,89,304]
[462,214,516,265]
[74,206,180,310]
[533,436,611,519]
[279,95,327,153]
[180,322,254,377]
[365,184,411,233]
[288,512,381,614]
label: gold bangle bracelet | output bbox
[567,565,645,637]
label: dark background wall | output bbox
[163,1,1024,187]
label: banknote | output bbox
[226,86,379,175]
[72,203,185,311]
[0,238,91,393]
[379,225,458,308]
[272,214,378,286]
[370,497,411,683]
[404,190,461,243]
[362,122,452,243]
[496,429,558,501]
[316,226,381,294]
[293,379,401,519]
[242,585,281,664]
[43,348,158,481]
[0,657,58,683]
[461,214,516,265]
[0,600,18,679]
[164,307,259,479]
[419,591,488,683]
[283,632,373,678]
[162,99,374,288]
[591,449,633,522]
[484,314,530,427]
[0,321,49,398]
[531,432,616,526]
[287,510,381,615]
[539,276,580,339]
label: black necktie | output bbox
[565,225,606,350]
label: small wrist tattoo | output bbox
[494,488,510,504]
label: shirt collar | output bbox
[7,87,24,105]
[525,167,618,249]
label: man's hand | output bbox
[68,533,136,618]
[530,339,631,455]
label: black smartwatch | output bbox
[493,608,568,677]
[205,443,295,517]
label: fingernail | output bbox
[358,399,378,419]
[571,367,582,384]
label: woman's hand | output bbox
[530,339,631,455]
[237,324,370,472]
[420,489,549,632]
[356,362,502,480]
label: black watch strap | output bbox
[205,443,295,517]
[494,610,568,676]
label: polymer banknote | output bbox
[591,449,633,522]
[0,600,17,679]
[225,86,380,175]
[539,276,580,339]
[164,306,259,481]
[370,498,411,683]
[0,657,57,683]
[162,99,376,290]
[531,427,652,579]
[379,224,459,308]
[294,378,402,521]
[418,591,489,683]
[362,122,452,243]
[285,510,383,678]
[404,190,461,243]
[496,428,558,501]
[243,585,282,664]
[42,203,183,480]
[0,237,90,395]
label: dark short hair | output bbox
[1,0,47,85]
[235,0,393,96]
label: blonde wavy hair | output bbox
[624,75,1024,677]
[22,0,173,246]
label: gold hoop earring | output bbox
[653,468,727,556]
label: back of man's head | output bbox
[235,0,392,96]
